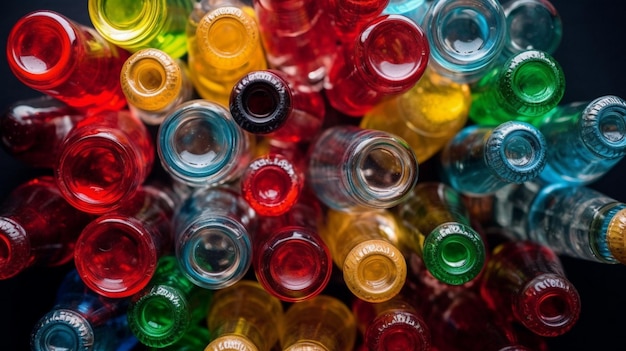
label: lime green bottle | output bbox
[89,0,195,58]
[469,49,565,126]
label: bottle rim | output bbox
[0,217,31,280]
[31,308,94,351]
[580,95,626,158]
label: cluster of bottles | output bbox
[1,0,625,350]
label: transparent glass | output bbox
[501,0,562,57]
[539,95,626,185]
[441,121,547,196]
[307,125,418,212]
[383,0,430,26]
[322,0,390,43]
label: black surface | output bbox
[2,1,626,350]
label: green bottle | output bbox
[469,49,565,126]
[128,255,212,348]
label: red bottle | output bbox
[322,0,390,44]
[55,109,154,214]
[6,10,129,113]
[74,184,178,298]
[1,96,85,168]
[325,14,429,117]
[0,176,93,280]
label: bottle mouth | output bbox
[75,216,157,298]
[422,222,485,285]
[0,218,30,280]
[343,239,407,303]
[502,0,562,55]
[8,11,75,89]
[581,95,626,158]
[255,227,332,302]
[31,309,93,351]
[158,100,245,187]
[205,335,259,351]
[177,218,252,290]
[366,311,431,351]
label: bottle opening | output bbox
[504,1,561,54]
[33,310,93,351]
[512,60,557,103]
[173,117,227,168]
[503,134,536,167]
[599,108,626,143]
[192,230,238,275]
[138,295,178,338]
[209,18,247,55]
[42,323,80,351]
[441,240,470,268]
[133,58,166,93]
[244,85,279,120]
[537,293,569,324]
[269,239,322,291]
[379,326,428,351]
[441,10,489,56]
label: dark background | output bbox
[1,1,626,350]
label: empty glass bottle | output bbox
[501,0,562,58]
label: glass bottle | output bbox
[280,295,357,351]
[157,99,254,188]
[360,67,471,164]
[174,185,257,290]
[252,0,337,88]
[320,208,407,303]
[322,0,390,44]
[501,0,562,58]
[149,324,211,351]
[30,270,134,351]
[422,0,506,83]
[307,125,418,212]
[352,295,431,351]
[440,121,547,196]
[538,95,626,185]
[187,0,267,106]
[205,280,283,351]
[88,0,195,58]
[493,181,626,265]
[230,69,325,143]
[325,14,430,117]
[480,240,581,337]
[55,109,154,214]
[0,96,85,168]
[120,48,193,125]
[393,182,486,285]
[6,10,129,113]
[0,176,92,280]
[73,184,178,298]
[253,192,332,302]
[469,50,566,126]
[383,0,430,26]
[127,255,212,348]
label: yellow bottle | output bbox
[205,280,283,351]
[320,209,407,303]
[187,0,267,106]
[360,67,471,163]
[120,48,193,125]
[280,295,357,351]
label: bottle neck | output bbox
[580,95,626,159]
[31,309,94,351]
[365,310,431,351]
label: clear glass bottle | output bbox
[120,48,194,125]
[469,50,566,126]
[307,125,418,212]
[422,0,506,83]
[440,121,547,196]
[538,95,626,185]
[174,185,257,289]
[157,99,254,188]
[501,0,562,57]
[88,0,195,58]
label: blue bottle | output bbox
[30,270,137,351]
[440,121,547,196]
[501,0,562,58]
[493,180,626,265]
[383,0,431,26]
[173,185,257,289]
[538,95,626,185]
[157,99,254,188]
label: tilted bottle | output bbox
[127,255,212,348]
[325,14,430,117]
[538,95,626,185]
[158,99,254,188]
[280,295,357,351]
[493,180,626,265]
[0,176,93,280]
[230,69,326,143]
[422,0,506,83]
[393,182,486,285]
[360,67,471,164]
[480,240,581,337]
[501,0,562,58]
[0,96,85,168]
[6,10,129,113]
[88,0,195,58]
[120,48,194,125]
[174,185,257,289]
[187,0,267,106]
[469,50,566,126]
[320,208,408,303]
[307,125,419,212]
[440,121,547,196]
[205,280,284,351]
[55,109,154,214]
[74,184,178,298]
